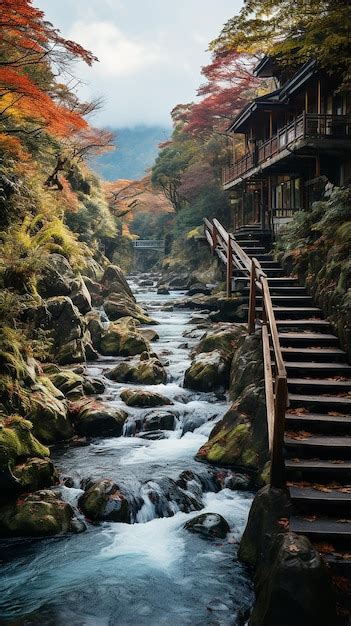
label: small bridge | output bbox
[133,240,165,251]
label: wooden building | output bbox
[223,57,351,237]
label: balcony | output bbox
[222,113,351,188]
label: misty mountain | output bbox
[92,125,171,181]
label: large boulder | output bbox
[84,310,105,350]
[249,532,337,626]
[82,276,104,306]
[49,369,85,399]
[184,324,246,392]
[196,383,268,474]
[13,457,58,491]
[37,254,74,298]
[101,264,134,300]
[69,400,127,437]
[120,389,172,408]
[104,292,155,325]
[184,512,230,539]
[0,490,85,537]
[106,353,167,385]
[70,275,92,315]
[99,318,149,357]
[229,330,263,401]
[187,282,210,296]
[143,410,176,431]
[29,389,73,444]
[0,415,50,473]
[23,296,86,365]
[78,479,131,523]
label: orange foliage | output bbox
[105,175,173,223]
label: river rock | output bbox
[120,389,172,408]
[143,410,176,431]
[69,400,127,437]
[184,513,230,539]
[0,490,85,537]
[85,310,105,349]
[187,282,210,296]
[82,276,104,306]
[195,383,268,474]
[181,414,209,435]
[184,350,227,391]
[99,318,149,357]
[70,275,92,315]
[104,292,155,325]
[157,286,170,295]
[0,416,50,473]
[13,457,58,491]
[106,354,167,385]
[101,264,134,300]
[140,328,159,342]
[49,369,85,399]
[249,532,337,626]
[29,389,73,444]
[229,330,263,401]
[78,479,131,523]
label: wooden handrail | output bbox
[203,218,288,488]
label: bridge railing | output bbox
[133,240,165,249]
[204,218,287,488]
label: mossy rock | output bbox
[0,415,49,470]
[0,490,85,537]
[101,264,135,300]
[29,389,73,444]
[70,275,92,315]
[78,479,131,523]
[13,457,58,491]
[120,389,172,408]
[229,330,263,401]
[195,323,245,356]
[195,383,268,476]
[106,355,167,385]
[184,350,229,392]
[49,370,85,399]
[69,399,127,437]
[99,321,149,357]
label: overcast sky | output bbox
[39,0,242,128]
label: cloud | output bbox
[68,20,164,77]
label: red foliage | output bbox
[178,161,216,203]
[185,50,259,136]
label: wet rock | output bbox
[223,473,251,491]
[13,457,58,491]
[0,415,50,473]
[140,279,153,287]
[78,479,131,523]
[196,383,268,475]
[101,264,134,300]
[104,292,155,325]
[143,410,176,431]
[184,513,230,539]
[120,389,172,408]
[29,389,73,444]
[0,490,85,537]
[84,342,99,361]
[106,354,167,385]
[140,328,159,342]
[184,350,227,392]
[144,476,203,517]
[249,532,337,626]
[139,430,167,440]
[187,282,210,296]
[49,369,85,399]
[69,399,127,438]
[70,275,92,315]
[229,330,263,401]
[157,286,170,295]
[99,318,149,357]
[168,274,189,290]
[181,414,209,435]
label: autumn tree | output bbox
[210,0,351,89]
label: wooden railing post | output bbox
[226,234,233,298]
[212,221,218,255]
[270,375,288,488]
[248,258,256,333]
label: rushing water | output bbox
[0,278,253,625]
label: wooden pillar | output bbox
[317,79,321,114]
[305,90,309,113]
[315,155,321,177]
[226,235,233,298]
[270,376,288,489]
[269,112,273,138]
[248,259,256,334]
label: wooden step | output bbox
[285,458,351,481]
[249,306,323,319]
[285,412,351,434]
[281,347,347,363]
[289,393,351,414]
[256,295,314,306]
[233,276,299,288]
[285,361,351,377]
[279,332,339,347]
[276,319,331,332]
[289,486,351,514]
[288,378,351,395]
[240,286,307,297]
[285,433,351,459]
[289,516,351,543]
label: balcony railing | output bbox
[222,113,351,187]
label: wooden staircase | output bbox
[236,228,351,574]
[205,220,351,578]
